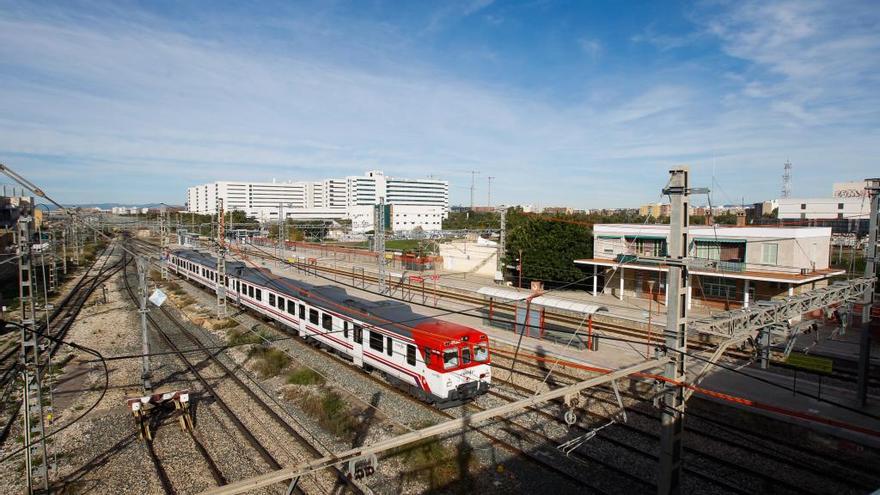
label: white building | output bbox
[185,170,448,232]
[777,197,870,221]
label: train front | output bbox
[414,321,491,404]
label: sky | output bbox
[0,0,878,208]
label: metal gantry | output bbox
[216,198,227,318]
[17,207,51,494]
[160,205,168,280]
[857,178,880,405]
[496,205,506,283]
[375,197,387,295]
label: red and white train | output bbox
[168,249,491,405]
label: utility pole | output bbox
[518,249,523,289]
[496,206,506,283]
[658,166,696,495]
[216,198,227,318]
[375,198,387,295]
[487,176,495,207]
[160,205,168,280]
[277,202,284,267]
[137,256,153,393]
[469,170,480,210]
[782,160,792,199]
[61,227,67,275]
[857,178,880,405]
[17,204,51,494]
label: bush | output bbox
[214,318,239,330]
[227,328,263,346]
[250,347,291,378]
[286,368,325,386]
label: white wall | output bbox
[778,197,869,220]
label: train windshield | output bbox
[443,349,459,369]
[461,346,472,365]
[474,344,489,362]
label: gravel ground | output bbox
[489,349,880,495]
[171,269,596,494]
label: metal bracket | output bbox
[344,453,378,481]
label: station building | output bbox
[574,224,845,310]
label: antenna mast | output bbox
[782,160,792,199]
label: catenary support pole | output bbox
[658,166,690,495]
[857,178,879,405]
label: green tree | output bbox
[504,210,593,285]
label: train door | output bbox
[352,323,364,367]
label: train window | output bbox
[369,331,383,352]
[474,345,489,362]
[443,349,459,370]
[322,313,332,331]
[248,286,254,298]
[299,304,305,319]
[277,296,285,310]
[353,325,362,344]
[255,288,261,300]
[286,299,295,315]
[406,345,416,366]
[461,346,472,365]
[269,293,275,306]
[386,337,393,357]
[423,347,432,365]
[343,321,349,339]
[309,309,319,325]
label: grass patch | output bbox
[288,388,358,439]
[249,346,291,378]
[389,437,460,486]
[213,318,239,330]
[177,295,196,307]
[226,328,263,346]
[286,368,325,386]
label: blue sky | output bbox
[1,0,878,207]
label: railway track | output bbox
[130,236,880,492]
[489,348,880,494]
[145,242,658,493]
[121,245,360,494]
[249,242,880,391]
[0,240,121,449]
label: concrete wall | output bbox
[439,240,497,277]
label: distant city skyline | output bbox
[1,1,878,208]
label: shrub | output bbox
[250,347,291,378]
[226,329,262,346]
[286,368,325,386]
[213,318,239,330]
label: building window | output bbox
[838,203,844,209]
[800,203,806,210]
[702,277,737,299]
[761,243,778,265]
[369,331,383,352]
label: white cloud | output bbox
[0,2,877,206]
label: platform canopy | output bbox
[477,287,608,315]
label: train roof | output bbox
[171,249,483,344]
